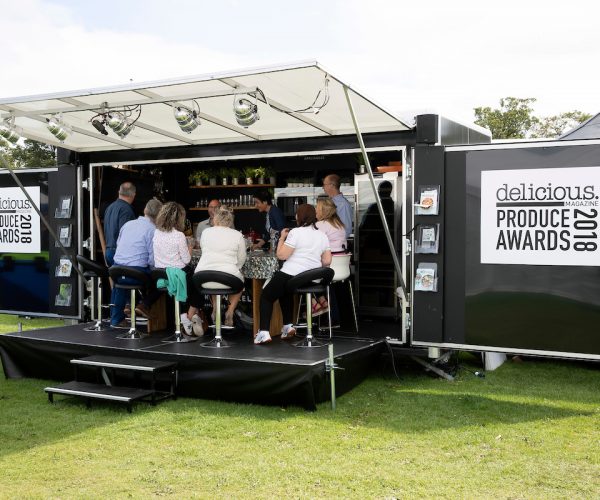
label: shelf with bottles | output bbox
[189,183,274,189]
[189,206,257,211]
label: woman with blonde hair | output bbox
[153,201,203,336]
[195,206,246,327]
[316,197,347,253]
[312,197,347,316]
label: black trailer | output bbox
[408,136,600,361]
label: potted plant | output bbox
[189,169,209,186]
[265,167,276,186]
[254,166,267,185]
[208,169,218,186]
[219,166,230,185]
[229,167,242,185]
[244,167,255,185]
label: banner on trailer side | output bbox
[412,140,600,360]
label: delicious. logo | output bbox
[496,182,598,206]
[481,167,600,266]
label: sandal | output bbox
[312,296,328,316]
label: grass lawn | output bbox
[0,315,599,498]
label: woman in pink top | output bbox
[316,197,347,253]
[153,202,202,336]
[313,197,347,315]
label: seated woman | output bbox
[313,197,348,315]
[195,206,247,327]
[153,202,203,336]
[255,204,332,344]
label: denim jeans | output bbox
[110,265,153,326]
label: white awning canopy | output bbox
[0,61,410,153]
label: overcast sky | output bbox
[2,0,598,124]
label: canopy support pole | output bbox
[0,153,86,281]
[343,86,407,301]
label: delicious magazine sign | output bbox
[0,186,41,253]
[481,166,600,266]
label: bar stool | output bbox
[108,266,152,340]
[77,255,110,332]
[325,253,358,334]
[286,267,334,348]
[192,270,244,348]
[151,269,198,343]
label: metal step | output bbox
[71,355,176,373]
[44,381,155,412]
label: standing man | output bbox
[323,174,353,237]
[252,190,286,250]
[110,199,163,327]
[104,181,136,266]
[195,199,221,244]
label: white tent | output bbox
[0,61,410,153]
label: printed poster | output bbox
[481,167,600,266]
[0,186,41,253]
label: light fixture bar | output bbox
[0,87,260,119]
[219,78,334,135]
[134,89,260,140]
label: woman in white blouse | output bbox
[195,206,246,327]
[254,204,331,344]
[153,202,202,336]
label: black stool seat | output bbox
[77,255,108,279]
[287,267,334,294]
[193,270,244,348]
[193,270,244,295]
[287,267,334,348]
[77,254,110,332]
[108,266,152,340]
[151,268,197,343]
[109,266,152,289]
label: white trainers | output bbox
[281,324,296,340]
[254,330,272,344]
[191,314,204,337]
[180,313,193,335]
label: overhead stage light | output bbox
[0,117,21,144]
[107,112,135,138]
[46,115,71,142]
[173,104,200,133]
[233,97,259,128]
[92,118,109,135]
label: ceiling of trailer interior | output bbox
[0,61,411,153]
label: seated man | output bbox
[195,199,220,245]
[110,198,163,327]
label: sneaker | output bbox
[254,330,272,344]
[180,313,193,335]
[111,319,129,329]
[281,324,296,340]
[191,314,204,337]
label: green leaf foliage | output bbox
[0,139,56,169]
[475,97,592,140]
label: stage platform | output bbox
[0,323,386,410]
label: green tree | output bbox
[474,97,539,139]
[8,139,56,168]
[530,111,593,139]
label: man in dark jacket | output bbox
[252,190,286,250]
[103,182,136,265]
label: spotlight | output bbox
[46,115,71,142]
[173,105,200,133]
[233,97,259,128]
[0,117,20,144]
[92,118,109,135]
[107,112,135,138]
